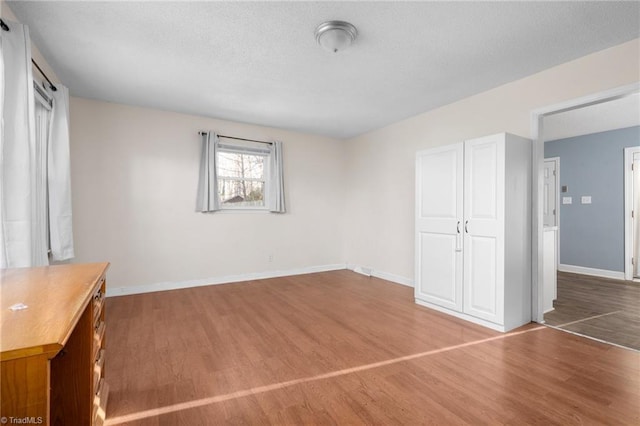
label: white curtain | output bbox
[33,88,51,265]
[47,85,74,261]
[268,140,286,213]
[196,131,220,212]
[634,158,640,277]
[0,21,5,266]
[0,20,47,267]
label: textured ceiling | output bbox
[7,1,640,139]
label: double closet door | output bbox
[415,133,531,332]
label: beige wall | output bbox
[343,38,640,283]
[5,0,639,293]
[70,98,346,293]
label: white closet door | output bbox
[634,153,640,278]
[415,144,463,311]
[463,135,505,324]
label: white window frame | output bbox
[216,141,272,211]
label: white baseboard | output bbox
[414,299,508,332]
[558,264,625,280]
[106,263,347,297]
[346,264,414,287]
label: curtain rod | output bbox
[0,19,57,92]
[198,131,272,145]
[32,59,57,92]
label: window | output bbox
[196,133,285,213]
[217,143,268,209]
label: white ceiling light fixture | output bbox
[315,20,358,53]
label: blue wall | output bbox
[545,126,639,272]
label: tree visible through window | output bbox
[217,149,267,208]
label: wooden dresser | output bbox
[1,262,110,425]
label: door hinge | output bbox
[553,209,556,215]
[553,170,556,176]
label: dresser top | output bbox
[1,262,109,361]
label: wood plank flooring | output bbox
[544,272,640,350]
[105,270,639,425]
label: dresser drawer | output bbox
[92,280,106,324]
[92,320,106,362]
[93,349,105,392]
[92,378,109,426]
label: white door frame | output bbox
[530,82,640,323]
[543,157,560,228]
[544,157,560,267]
[624,146,640,281]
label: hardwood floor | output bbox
[544,272,640,351]
[105,270,640,425]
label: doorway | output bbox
[625,146,640,280]
[532,83,640,350]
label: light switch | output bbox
[562,197,572,205]
[562,185,568,193]
[581,196,592,204]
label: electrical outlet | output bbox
[268,254,274,263]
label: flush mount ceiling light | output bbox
[315,20,358,53]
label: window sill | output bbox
[216,208,271,214]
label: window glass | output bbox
[217,150,267,208]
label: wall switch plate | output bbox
[562,197,572,205]
[562,185,568,193]
[581,196,592,204]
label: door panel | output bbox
[417,232,461,310]
[468,142,497,220]
[464,235,498,320]
[418,148,460,220]
[463,135,505,324]
[415,144,463,312]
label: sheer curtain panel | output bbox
[0,20,46,267]
[33,86,51,265]
[196,131,220,212]
[268,141,286,213]
[47,85,74,260]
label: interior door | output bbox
[415,144,463,312]
[543,159,558,227]
[634,153,640,278]
[463,135,505,324]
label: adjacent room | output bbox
[540,96,640,350]
[1,1,639,425]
